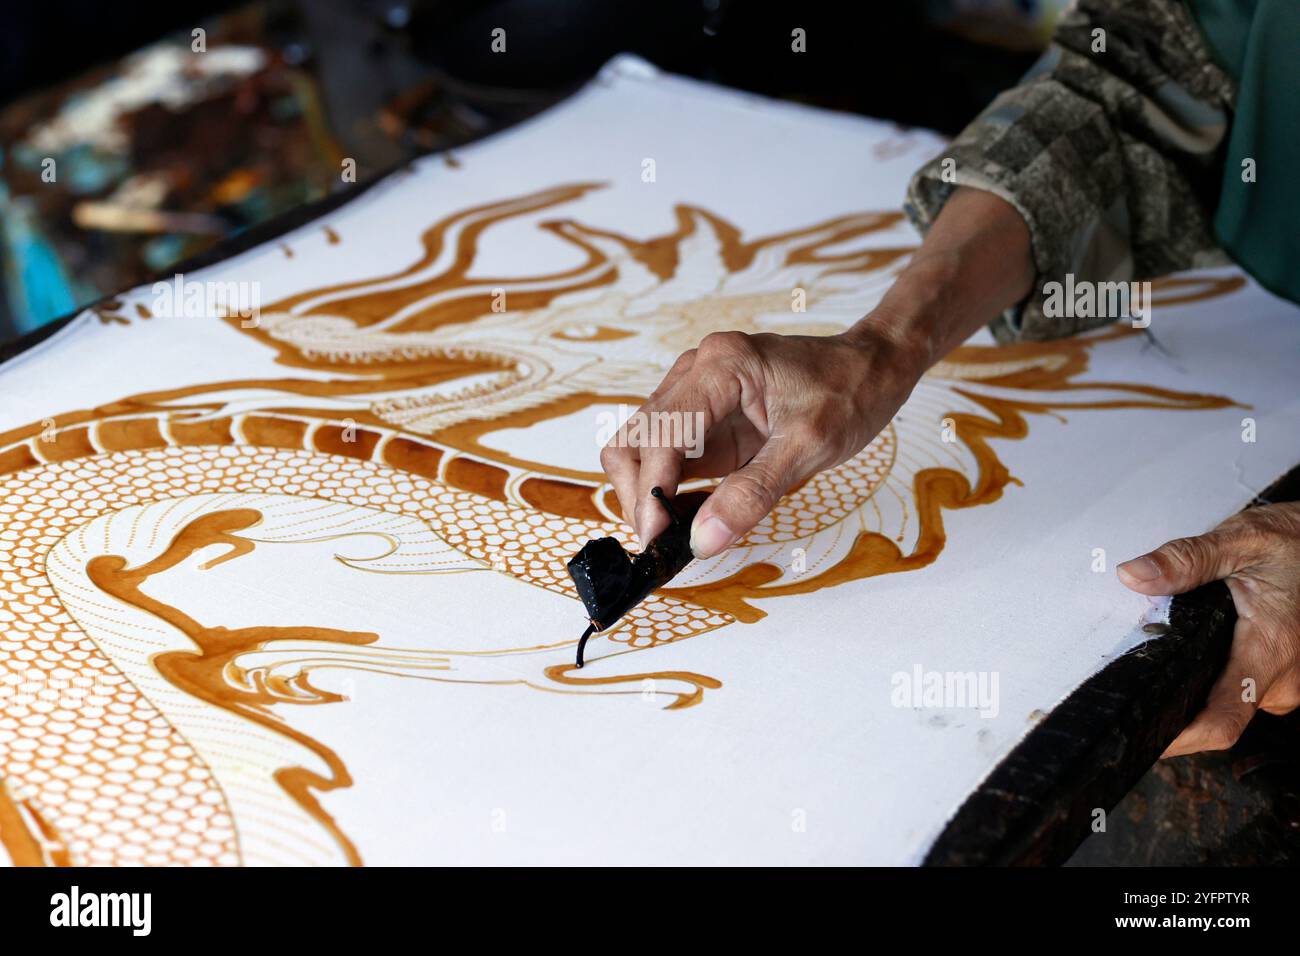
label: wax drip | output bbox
[575,623,596,669]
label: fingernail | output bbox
[1117,556,1160,582]
[690,515,735,559]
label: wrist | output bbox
[843,253,961,377]
[845,186,1035,374]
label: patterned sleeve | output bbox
[905,0,1238,342]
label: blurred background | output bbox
[0,0,1067,345]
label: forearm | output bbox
[846,186,1034,373]
[903,0,1234,344]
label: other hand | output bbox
[1118,502,1300,757]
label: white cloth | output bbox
[0,56,1297,866]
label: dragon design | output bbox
[0,184,1240,865]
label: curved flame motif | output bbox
[0,183,1242,865]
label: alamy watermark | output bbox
[50,886,150,936]
[891,664,1000,718]
[1042,273,1151,329]
[152,272,261,327]
[2,669,122,709]
[596,405,706,459]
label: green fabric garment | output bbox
[1185,0,1300,305]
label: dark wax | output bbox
[567,487,707,667]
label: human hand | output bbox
[599,324,927,558]
[1118,502,1300,757]
[599,186,1034,560]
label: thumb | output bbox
[689,436,806,559]
[1116,528,1251,596]
[1162,616,1281,757]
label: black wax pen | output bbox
[566,486,707,668]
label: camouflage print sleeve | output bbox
[904,0,1238,342]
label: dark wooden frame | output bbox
[925,467,1300,865]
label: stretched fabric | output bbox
[0,56,1296,865]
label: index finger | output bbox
[598,439,640,540]
[599,350,699,546]
[638,351,751,542]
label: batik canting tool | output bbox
[566,486,708,668]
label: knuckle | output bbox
[599,443,625,470]
[692,367,739,416]
[1220,506,1299,557]
[725,468,779,517]
[1246,513,1295,553]
[1155,536,1211,577]
[697,330,751,361]
[1216,511,1257,537]
[650,354,696,401]
[672,348,698,373]
[1204,710,1249,751]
